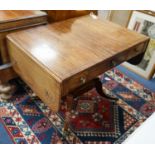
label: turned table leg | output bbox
[0,64,17,100]
[94,78,118,102]
[0,82,16,100]
[63,77,118,132]
[64,95,73,132]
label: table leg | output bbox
[0,64,17,100]
[64,95,73,132]
[127,52,145,65]
[0,63,17,83]
[94,78,118,102]
[62,77,118,142]
[0,83,16,100]
[63,77,117,131]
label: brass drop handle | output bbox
[45,90,53,101]
[45,90,49,97]
[80,77,86,84]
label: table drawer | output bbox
[62,42,147,96]
[62,59,117,96]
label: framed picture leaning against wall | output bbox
[122,10,155,79]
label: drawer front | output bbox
[62,58,117,96]
[62,71,89,96]
[8,40,61,112]
[62,42,147,96]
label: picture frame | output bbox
[122,10,155,79]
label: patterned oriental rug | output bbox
[0,66,155,144]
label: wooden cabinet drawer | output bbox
[62,58,120,96]
[62,42,147,96]
[62,71,89,96]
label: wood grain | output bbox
[0,10,48,83]
[0,10,47,64]
[44,10,97,23]
[7,15,149,111]
[0,10,47,32]
[8,41,61,111]
[0,63,17,83]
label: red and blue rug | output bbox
[0,66,155,144]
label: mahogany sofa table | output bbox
[7,15,149,131]
[0,10,47,83]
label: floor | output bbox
[0,65,154,144]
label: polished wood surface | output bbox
[0,63,17,83]
[0,10,47,64]
[0,10,47,32]
[0,10,46,22]
[7,15,149,111]
[45,10,97,22]
[0,10,48,83]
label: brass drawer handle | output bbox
[45,90,53,101]
[80,77,86,84]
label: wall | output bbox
[109,10,132,27]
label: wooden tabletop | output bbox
[0,10,47,32]
[0,10,47,23]
[7,15,149,82]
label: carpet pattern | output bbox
[0,66,154,144]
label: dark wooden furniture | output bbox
[0,10,48,83]
[45,10,97,23]
[7,15,149,130]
